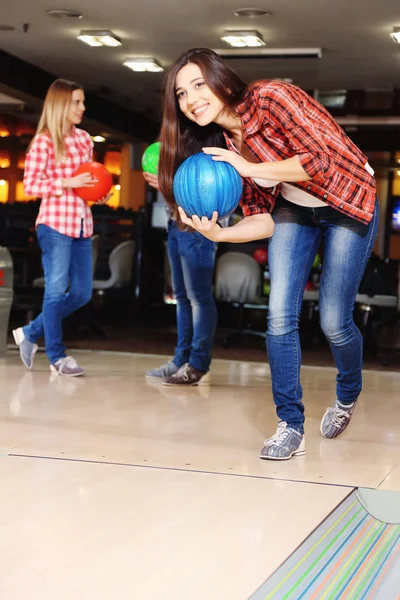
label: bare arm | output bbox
[216,214,274,242]
[178,208,274,243]
[247,156,311,182]
[202,148,311,182]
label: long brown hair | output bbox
[30,79,84,162]
[159,48,246,211]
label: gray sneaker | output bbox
[13,327,38,370]
[50,356,85,377]
[260,421,305,460]
[145,360,179,379]
[320,399,356,439]
[162,363,210,386]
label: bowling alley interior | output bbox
[0,2,400,599]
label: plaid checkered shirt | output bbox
[223,81,377,224]
[24,127,94,237]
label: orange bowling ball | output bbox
[74,161,113,202]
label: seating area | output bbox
[2,200,399,362]
[214,249,400,362]
[0,202,142,327]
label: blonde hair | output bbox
[30,79,84,161]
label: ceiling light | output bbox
[234,8,271,17]
[222,30,265,48]
[78,30,121,47]
[123,58,164,73]
[46,9,83,19]
[391,27,400,43]
[215,47,322,59]
[92,135,106,143]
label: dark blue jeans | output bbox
[266,197,379,434]
[23,224,92,364]
[168,220,217,372]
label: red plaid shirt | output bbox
[24,127,94,237]
[224,81,376,224]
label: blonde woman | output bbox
[13,79,109,376]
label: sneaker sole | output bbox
[320,414,354,439]
[12,328,24,345]
[259,448,306,461]
[12,328,38,370]
[161,378,210,387]
[320,427,348,439]
[49,365,85,377]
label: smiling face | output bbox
[66,88,85,127]
[175,62,226,127]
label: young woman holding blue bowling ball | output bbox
[156,47,378,460]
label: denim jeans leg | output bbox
[318,203,379,404]
[66,234,93,315]
[24,225,93,364]
[179,231,217,372]
[24,225,72,363]
[168,222,193,367]
[266,201,322,434]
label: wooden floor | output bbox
[0,349,399,600]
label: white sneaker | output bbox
[260,422,305,460]
[50,356,85,377]
[13,327,38,370]
[320,399,356,439]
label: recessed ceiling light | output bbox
[391,27,400,43]
[78,30,121,47]
[215,47,322,59]
[222,30,266,48]
[92,135,106,143]
[123,58,164,73]
[234,8,271,17]
[46,9,83,19]
[0,25,15,31]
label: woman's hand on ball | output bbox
[97,193,113,205]
[65,172,98,188]
[178,207,221,241]
[202,147,253,178]
[143,172,160,190]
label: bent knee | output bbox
[320,317,358,346]
[267,313,299,336]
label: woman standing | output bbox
[13,79,110,376]
[143,172,217,386]
[156,48,378,459]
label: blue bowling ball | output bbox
[173,152,242,220]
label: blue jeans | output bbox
[168,220,217,372]
[266,197,379,434]
[24,224,93,364]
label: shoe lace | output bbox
[62,356,78,368]
[175,364,190,381]
[330,408,351,427]
[272,422,290,444]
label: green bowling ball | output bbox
[141,142,161,174]
[313,253,321,268]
